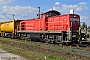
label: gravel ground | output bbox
[0,49,26,60]
[87,38,90,41]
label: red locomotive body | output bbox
[20,11,80,32]
[20,17,46,31]
[17,10,82,44]
[47,14,80,31]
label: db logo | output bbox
[4,24,9,26]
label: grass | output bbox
[0,37,41,46]
[69,46,75,52]
[0,37,70,60]
[0,37,84,54]
[1,37,89,60]
[0,37,88,52]
[0,43,67,60]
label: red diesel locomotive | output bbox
[17,10,84,44]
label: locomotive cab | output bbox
[68,14,80,43]
[70,15,80,31]
[37,10,61,19]
[46,10,61,17]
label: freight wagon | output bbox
[0,22,2,36]
[17,10,86,45]
[0,20,22,38]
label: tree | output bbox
[81,22,87,30]
[88,26,90,32]
[88,26,90,29]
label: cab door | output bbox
[70,17,80,31]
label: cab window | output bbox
[46,13,52,17]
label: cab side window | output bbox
[41,14,43,18]
[46,13,51,17]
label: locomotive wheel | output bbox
[27,38,31,41]
[44,39,49,43]
[11,35,14,39]
[66,42,71,46]
[63,42,72,46]
[78,39,82,44]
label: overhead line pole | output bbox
[12,14,15,20]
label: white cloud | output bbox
[55,2,60,5]
[79,2,87,5]
[0,0,12,5]
[81,16,89,19]
[61,2,87,11]
[50,6,60,11]
[52,2,87,14]
[2,6,37,13]
[1,6,38,16]
[80,16,90,26]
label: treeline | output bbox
[81,22,90,32]
[87,26,90,32]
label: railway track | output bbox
[0,38,90,60]
[27,39,90,51]
[1,37,90,51]
[54,42,90,51]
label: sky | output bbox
[0,0,90,26]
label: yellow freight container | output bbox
[1,20,22,33]
[0,22,1,36]
[0,22,1,32]
[0,22,4,36]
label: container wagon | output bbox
[0,22,2,36]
